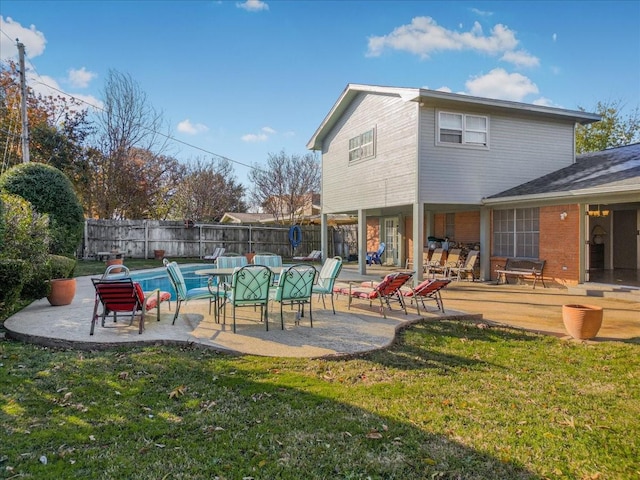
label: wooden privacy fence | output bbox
[81,220,357,260]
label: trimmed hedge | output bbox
[0,163,84,257]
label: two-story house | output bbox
[307,83,640,285]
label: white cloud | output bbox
[471,8,493,17]
[500,49,539,68]
[533,97,562,108]
[366,16,539,68]
[0,16,46,61]
[177,119,209,135]
[28,72,102,111]
[67,67,97,88]
[465,68,539,101]
[241,126,276,142]
[241,133,268,142]
[236,0,269,12]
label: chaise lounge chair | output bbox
[292,250,322,262]
[338,271,413,318]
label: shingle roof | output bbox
[487,143,640,199]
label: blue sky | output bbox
[1,0,639,188]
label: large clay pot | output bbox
[562,304,603,339]
[154,249,165,260]
[106,258,123,273]
[47,278,77,306]
[245,252,255,264]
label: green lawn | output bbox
[1,321,638,479]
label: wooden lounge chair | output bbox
[403,278,451,314]
[339,271,413,318]
[449,250,480,281]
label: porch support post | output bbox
[413,202,424,283]
[321,212,328,262]
[358,209,367,274]
[479,206,491,281]
[579,203,587,283]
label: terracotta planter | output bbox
[562,304,603,339]
[47,278,77,306]
[106,258,123,273]
[245,252,255,264]
[154,249,165,260]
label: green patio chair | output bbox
[163,259,220,324]
[311,256,343,314]
[270,264,317,329]
[223,265,273,333]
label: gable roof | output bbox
[220,212,274,224]
[484,143,640,204]
[307,83,601,150]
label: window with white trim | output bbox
[438,111,488,146]
[492,208,539,258]
[348,128,375,162]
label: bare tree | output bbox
[171,157,247,222]
[90,70,174,218]
[248,151,320,225]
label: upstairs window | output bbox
[349,128,376,162]
[438,112,488,147]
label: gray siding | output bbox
[321,93,418,213]
[417,105,576,204]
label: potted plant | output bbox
[46,254,77,306]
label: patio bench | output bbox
[495,258,546,289]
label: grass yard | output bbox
[1,320,639,479]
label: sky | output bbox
[1,0,639,190]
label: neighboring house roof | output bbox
[484,143,640,204]
[219,212,274,224]
[307,83,601,150]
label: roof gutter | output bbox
[482,184,640,206]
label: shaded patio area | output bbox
[4,264,640,357]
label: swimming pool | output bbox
[131,264,207,301]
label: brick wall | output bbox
[489,204,581,285]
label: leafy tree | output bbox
[248,151,320,225]
[0,163,84,256]
[171,157,247,222]
[576,99,640,153]
[0,60,93,181]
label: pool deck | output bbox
[4,264,640,357]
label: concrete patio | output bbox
[4,264,640,357]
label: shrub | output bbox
[0,193,51,299]
[0,259,28,316]
[0,163,84,257]
[47,254,77,279]
[0,193,50,261]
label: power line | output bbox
[1,28,261,172]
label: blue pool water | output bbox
[131,264,208,301]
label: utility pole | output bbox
[17,40,30,163]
